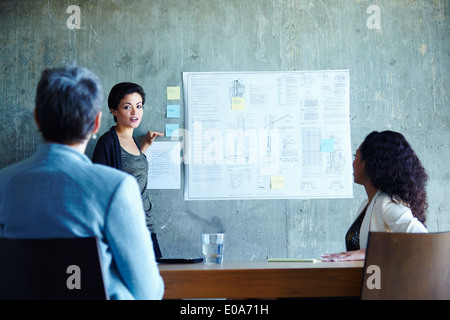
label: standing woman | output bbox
[93,82,164,258]
[321,131,428,261]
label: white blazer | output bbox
[359,190,428,249]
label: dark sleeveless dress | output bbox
[120,147,162,258]
[120,147,152,221]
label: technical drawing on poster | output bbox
[182,70,353,200]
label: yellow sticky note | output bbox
[167,86,180,100]
[271,175,284,189]
[232,97,245,110]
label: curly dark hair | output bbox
[360,131,428,225]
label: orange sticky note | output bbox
[167,86,180,100]
[232,97,245,110]
[271,175,284,189]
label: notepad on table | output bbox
[267,258,322,263]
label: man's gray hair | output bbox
[35,64,103,144]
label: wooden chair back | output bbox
[361,232,450,300]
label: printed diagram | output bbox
[264,114,300,170]
[325,134,347,191]
[280,135,299,169]
[183,70,352,200]
[229,79,246,99]
[325,134,346,176]
[229,79,247,111]
[228,167,252,190]
[300,180,317,191]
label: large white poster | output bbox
[183,70,352,200]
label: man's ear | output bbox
[93,111,102,134]
[34,108,40,130]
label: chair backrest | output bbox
[0,237,107,300]
[361,232,450,300]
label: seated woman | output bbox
[321,131,428,262]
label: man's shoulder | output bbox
[90,162,129,180]
[0,157,34,180]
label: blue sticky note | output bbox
[320,139,335,152]
[166,124,179,137]
[167,105,180,118]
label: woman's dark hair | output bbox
[107,82,146,122]
[35,64,103,144]
[360,131,428,225]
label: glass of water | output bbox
[202,233,224,264]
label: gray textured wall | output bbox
[1,0,448,260]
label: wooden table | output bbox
[158,261,364,299]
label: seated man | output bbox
[0,65,164,300]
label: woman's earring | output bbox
[92,134,97,140]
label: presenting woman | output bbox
[92,82,164,258]
[321,131,428,261]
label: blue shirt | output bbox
[0,143,164,300]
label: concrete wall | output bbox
[1,0,448,260]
